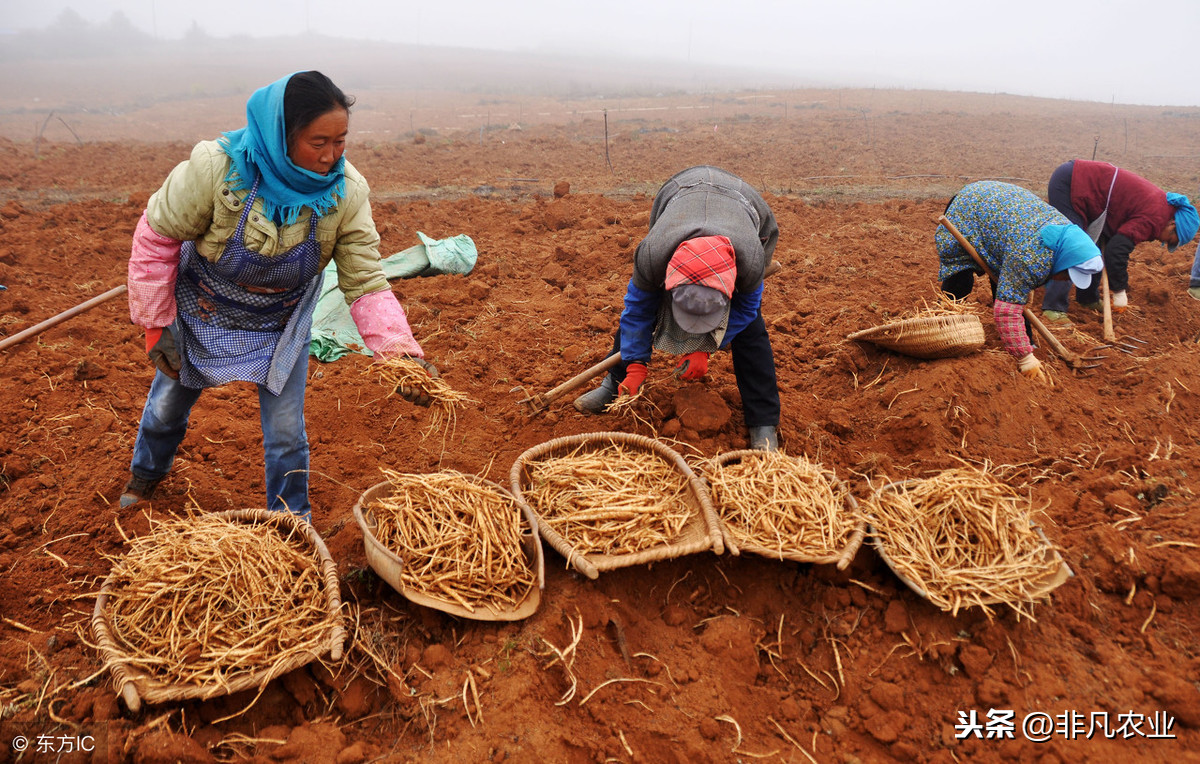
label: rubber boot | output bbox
[574,375,619,414]
[119,474,162,508]
[748,425,779,452]
[1040,310,1071,325]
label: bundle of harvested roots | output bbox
[371,356,475,434]
[706,451,860,557]
[866,465,1063,618]
[100,513,338,687]
[367,469,536,614]
[523,441,694,555]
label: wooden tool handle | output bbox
[0,284,128,353]
[1100,269,1116,342]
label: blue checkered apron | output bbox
[173,180,324,395]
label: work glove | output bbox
[1017,353,1053,387]
[396,358,440,407]
[146,327,181,379]
[618,362,648,396]
[1112,290,1128,314]
[674,351,710,381]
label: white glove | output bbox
[1112,290,1128,313]
[1017,353,1053,386]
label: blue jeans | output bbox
[1191,251,1200,289]
[129,353,311,520]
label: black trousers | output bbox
[600,311,780,428]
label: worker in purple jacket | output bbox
[1040,160,1198,323]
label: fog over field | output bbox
[4,0,1199,108]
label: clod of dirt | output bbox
[674,387,731,433]
[553,180,570,198]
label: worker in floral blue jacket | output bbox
[574,166,781,451]
[938,181,1103,384]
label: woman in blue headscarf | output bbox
[122,71,436,521]
[937,181,1102,384]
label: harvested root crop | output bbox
[523,442,693,555]
[371,356,476,435]
[866,465,1063,618]
[368,469,536,614]
[706,451,860,557]
[897,289,982,319]
[100,513,338,688]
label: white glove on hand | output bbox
[1017,353,1053,386]
[1112,290,1128,313]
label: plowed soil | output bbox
[2,78,1200,764]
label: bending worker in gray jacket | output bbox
[575,166,781,451]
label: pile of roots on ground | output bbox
[523,441,693,556]
[367,469,537,615]
[98,512,339,688]
[866,464,1064,618]
[705,450,862,559]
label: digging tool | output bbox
[0,284,127,353]
[936,216,1105,370]
[518,260,785,413]
[1098,270,1147,355]
[518,352,624,413]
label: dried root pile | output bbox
[372,356,475,434]
[866,465,1063,618]
[899,290,982,319]
[101,514,336,687]
[706,451,859,557]
[368,469,536,615]
[523,442,693,555]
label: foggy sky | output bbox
[6,0,1198,107]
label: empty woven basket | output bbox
[846,314,985,359]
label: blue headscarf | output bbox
[1166,192,1198,251]
[217,72,346,226]
[1042,224,1101,273]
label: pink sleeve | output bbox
[128,211,182,328]
[993,300,1035,358]
[349,288,424,359]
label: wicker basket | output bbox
[868,481,1073,608]
[707,450,866,569]
[91,509,346,714]
[846,314,985,359]
[353,474,544,621]
[509,432,723,579]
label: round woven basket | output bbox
[846,314,985,359]
[509,431,723,579]
[91,509,346,714]
[868,480,1074,608]
[352,473,544,621]
[707,450,866,569]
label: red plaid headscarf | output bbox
[664,236,736,298]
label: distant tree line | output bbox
[1,9,215,60]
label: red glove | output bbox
[145,327,181,379]
[618,363,648,396]
[674,351,709,380]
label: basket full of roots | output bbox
[864,464,1073,618]
[509,431,724,579]
[846,295,985,359]
[704,450,867,568]
[353,469,543,621]
[91,509,346,714]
